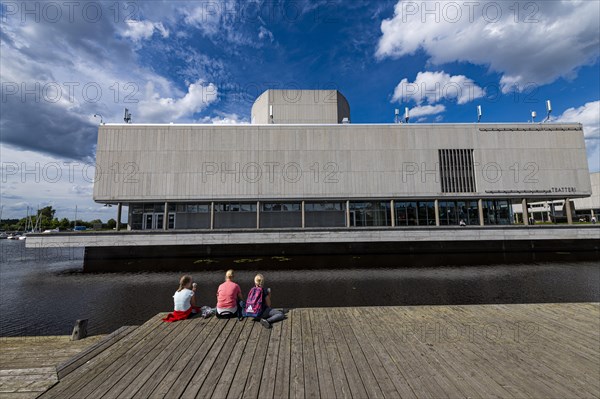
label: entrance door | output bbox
[143,213,164,229]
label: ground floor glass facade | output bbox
[126,198,524,230]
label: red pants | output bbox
[162,306,201,322]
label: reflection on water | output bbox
[1,240,598,336]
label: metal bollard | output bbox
[71,319,88,341]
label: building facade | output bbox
[93,90,592,230]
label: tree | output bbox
[58,218,71,230]
[39,206,56,220]
[107,219,117,229]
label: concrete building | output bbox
[573,172,600,220]
[92,89,591,231]
[512,172,599,223]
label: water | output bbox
[1,239,598,337]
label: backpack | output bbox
[243,287,265,318]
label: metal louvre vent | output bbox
[438,149,476,193]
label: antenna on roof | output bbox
[124,108,132,124]
[269,105,273,124]
[477,105,482,123]
[531,111,537,123]
[545,100,552,122]
[93,114,104,125]
[404,107,409,124]
[394,108,400,124]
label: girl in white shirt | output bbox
[163,275,199,322]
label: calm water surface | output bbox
[1,240,598,336]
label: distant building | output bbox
[92,89,592,230]
[512,172,599,222]
[573,172,599,220]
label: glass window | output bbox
[131,204,144,214]
[482,200,513,225]
[416,201,435,226]
[350,201,391,227]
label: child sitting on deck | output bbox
[163,275,200,322]
[244,274,285,329]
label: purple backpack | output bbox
[244,287,265,317]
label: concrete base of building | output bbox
[25,226,599,272]
[81,237,598,272]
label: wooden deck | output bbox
[38,303,599,398]
[0,334,107,399]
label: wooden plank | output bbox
[56,325,138,379]
[128,317,210,399]
[289,308,305,399]
[370,307,448,399]
[305,309,338,399]
[69,320,176,398]
[299,309,320,399]
[241,322,272,399]
[101,319,200,398]
[177,319,238,398]
[313,309,352,399]
[195,319,247,399]
[211,319,256,398]
[400,306,516,399]
[325,309,368,398]
[146,317,226,399]
[331,308,386,399]
[223,320,262,399]
[257,316,283,399]
[272,310,292,399]
[38,314,166,399]
[350,308,418,399]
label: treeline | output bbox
[1,206,116,231]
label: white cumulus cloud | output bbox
[376,1,600,93]
[199,113,250,124]
[554,100,600,172]
[258,26,274,42]
[392,71,485,105]
[408,104,446,118]
[122,20,169,42]
[138,80,219,122]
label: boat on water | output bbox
[6,233,21,240]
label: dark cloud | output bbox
[1,98,97,161]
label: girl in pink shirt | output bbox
[216,269,244,319]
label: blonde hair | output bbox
[225,269,234,280]
[178,275,192,292]
[254,274,264,287]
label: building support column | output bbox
[163,202,168,230]
[390,200,395,227]
[256,201,260,229]
[346,200,351,228]
[522,199,529,225]
[116,202,122,231]
[478,199,484,226]
[210,202,214,230]
[434,199,440,226]
[301,200,305,228]
[565,198,573,225]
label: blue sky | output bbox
[1,0,599,220]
